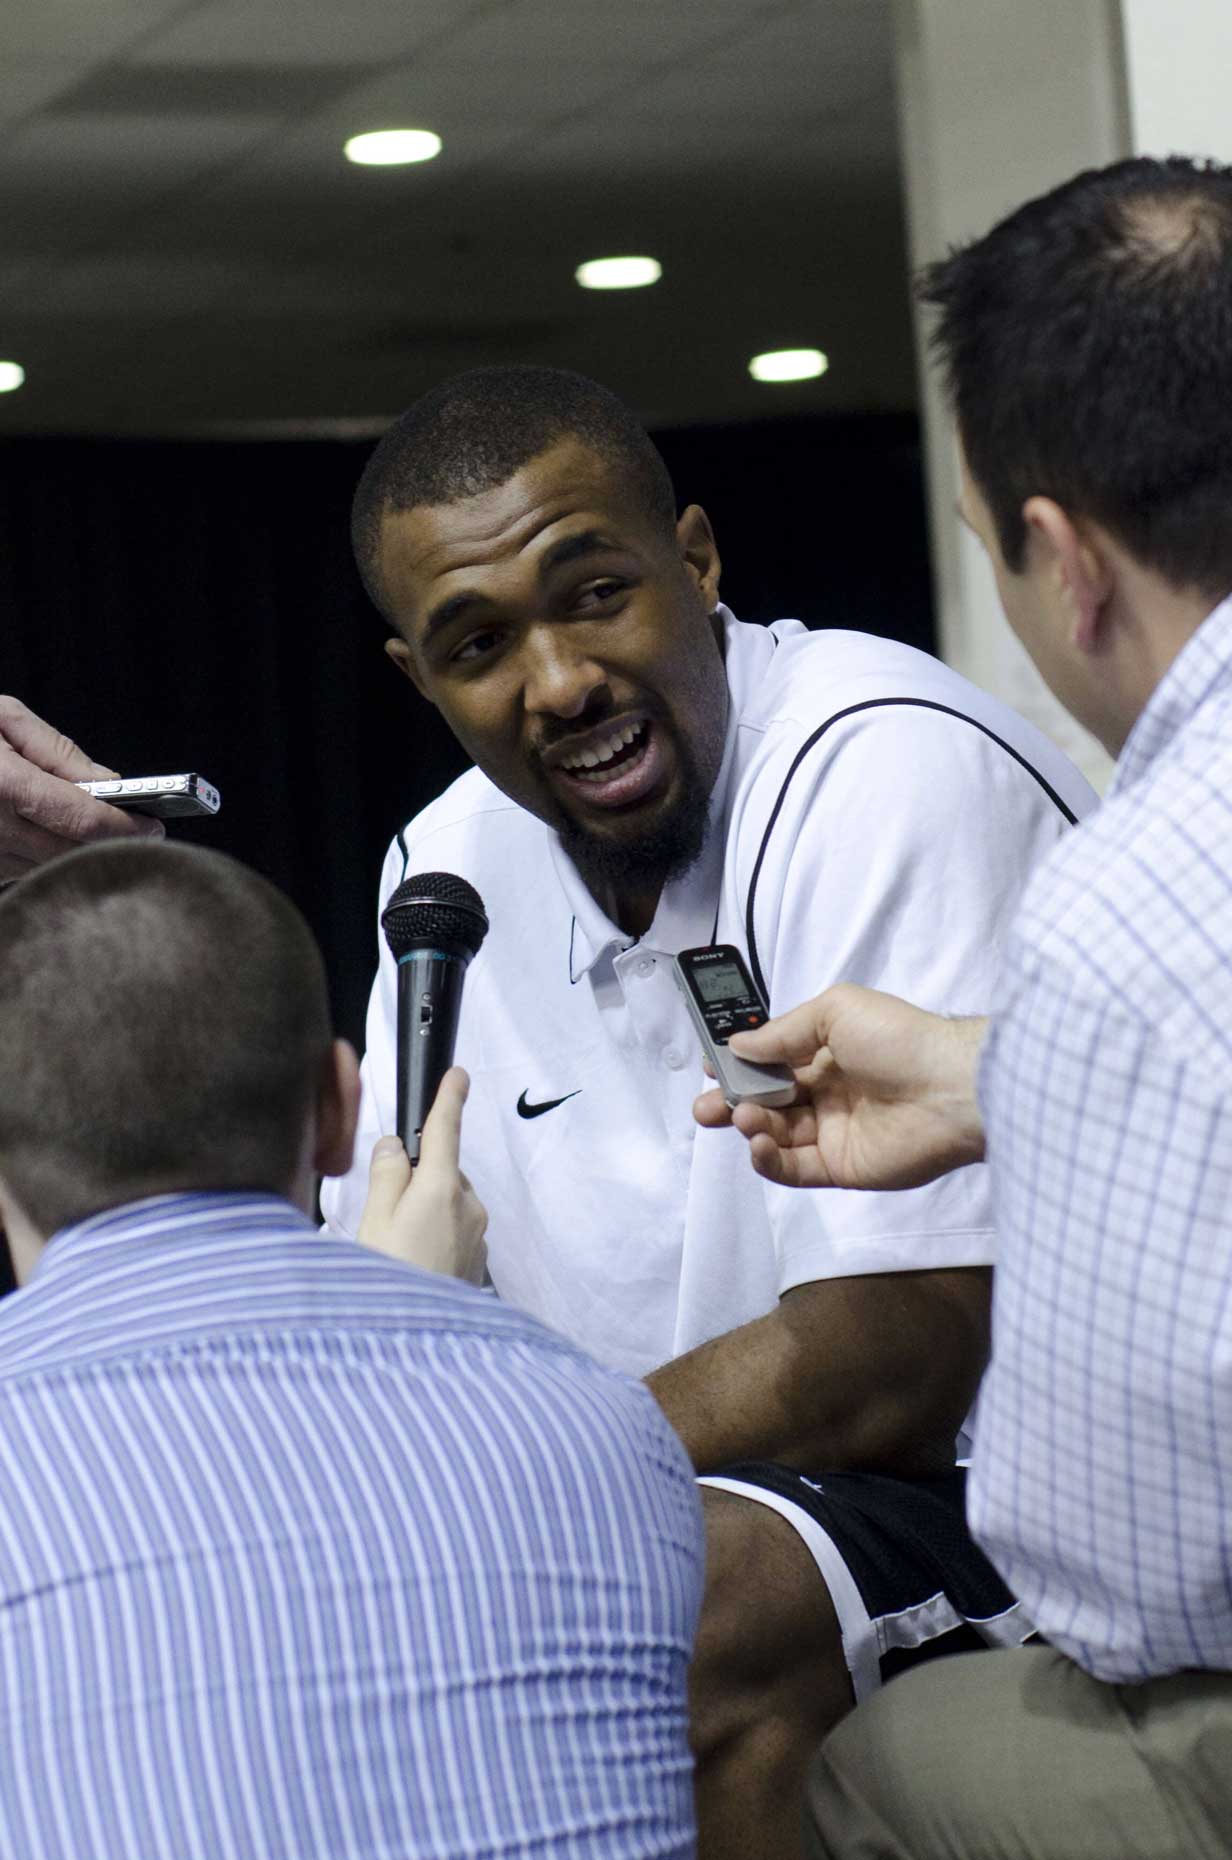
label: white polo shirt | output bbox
[323,611,1095,1378]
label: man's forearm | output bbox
[645,1268,991,1475]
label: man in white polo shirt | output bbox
[321,365,1094,1857]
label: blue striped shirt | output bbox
[0,1193,702,1859]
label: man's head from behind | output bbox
[0,841,357,1267]
[351,366,727,929]
[921,155,1232,751]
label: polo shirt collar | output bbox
[552,604,767,979]
[1113,590,1232,796]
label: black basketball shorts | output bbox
[699,1462,1034,1701]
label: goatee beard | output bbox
[556,745,713,909]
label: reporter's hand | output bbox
[693,983,988,1191]
[357,1067,488,1283]
[0,695,163,880]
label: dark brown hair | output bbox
[351,364,678,613]
[0,841,332,1235]
[919,155,1232,598]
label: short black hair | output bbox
[0,841,332,1235]
[919,155,1232,598]
[351,365,678,612]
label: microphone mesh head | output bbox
[381,871,489,960]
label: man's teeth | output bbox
[560,719,646,773]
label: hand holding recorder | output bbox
[0,695,166,879]
[693,982,989,1191]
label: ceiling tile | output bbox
[0,0,192,62]
[0,257,43,310]
[620,54,895,125]
[16,255,238,317]
[2,110,280,181]
[421,0,771,69]
[0,0,912,433]
[501,99,893,182]
[704,0,893,83]
[0,61,93,132]
[47,61,378,118]
[130,1,466,69]
[316,55,633,136]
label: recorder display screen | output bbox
[694,962,748,1006]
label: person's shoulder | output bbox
[753,626,1062,753]
[742,624,977,717]
[748,626,1079,762]
[399,764,527,851]
[376,767,552,906]
[733,624,1094,827]
[308,1242,691,1454]
[1015,727,1232,1020]
[309,1237,604,1359]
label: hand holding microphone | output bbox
[357,871,490,1281]
[380,870,489,1163]
[358,1066,488,1283]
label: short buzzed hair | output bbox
[919,155,1232,598]
[0,842,332,1236]
[351,365,678,611]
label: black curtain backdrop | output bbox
[0,407,932,1056]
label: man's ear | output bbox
[0,1175,45,1287]
[676,504,722,612]
[314,1039,362,1180]
[385,635,433,704]
[1022,496,1112,652]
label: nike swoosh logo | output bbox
[517,1088,582,1119]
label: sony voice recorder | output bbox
[673,944,797,1109]
[76,773,221,818]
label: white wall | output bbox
[893,0,1131,789]
[1122,0,1232,161]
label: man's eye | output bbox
[576,578,626,609]
[452,629,501,665]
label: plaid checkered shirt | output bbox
[972,592,1232,1682]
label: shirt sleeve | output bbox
[970,939,1232,1680]
[456,1344,704,1855]
[745,702,1076,1290]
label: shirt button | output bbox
[664,1046,686,1069]
[636,957,655,977]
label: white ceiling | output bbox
[0,0,915,435]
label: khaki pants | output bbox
[803,1645,1232,1859]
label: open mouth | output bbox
[549,717,667,810]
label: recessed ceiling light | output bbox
[344,129,442,167]
[749,348,829,384]
[0,361,25,394]
[575,256,663,291]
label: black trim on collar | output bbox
[743,696,1081,1002]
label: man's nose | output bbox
[521,626,608,719]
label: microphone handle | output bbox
[395,950,469,1164]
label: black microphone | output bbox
[380,872,489,1164]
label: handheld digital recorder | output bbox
[673,944,797,1109]
[76,774,221,818]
